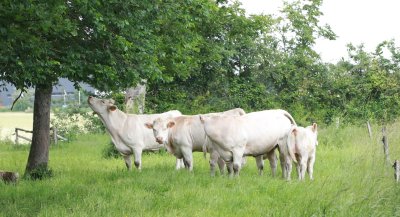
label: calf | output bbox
[286,123,318,180]
[88,96,181,170]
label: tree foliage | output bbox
[327,41,400,124]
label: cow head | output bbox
[306,123,318,146]
[145,117,175,144]
[310,123,317,133]
[87,96,117,116]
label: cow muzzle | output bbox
[155,137,164,144]
[87,96,94,104]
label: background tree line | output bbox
[1,0,399,176]
[143,0,400,126]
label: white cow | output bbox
[200,109,296,178]
[286,123,318,180]
[145,108,246,176]
[87,96,181,170]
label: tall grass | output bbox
[1,123,400,217]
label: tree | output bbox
[253,0,336,123]
[0,0,201,178]
[328,42,400,124]
[125,81,146,114]
[147,1,277,114]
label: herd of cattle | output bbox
[88,96,318,180]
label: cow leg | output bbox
[286,156,293,180]
[295,154,301,179]
[281,153,292,181]
[133,149,143,170]
[209,150,219,176]
[255,155,264,176]
[123,155,132,171]
[176,158,184,170]
[232,149,244,176]
[307,154,316,180]
[226,161,234,177]
[210,152,226,176]
[299,157,307,180]
[265,150,278,177]
[217,157,225,176]
[296,163,301,180]
[279,152,287,179]
[182,148,193,172]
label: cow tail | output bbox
[286,125,298,163]
[202,136,208,159]
[283,110,297,126]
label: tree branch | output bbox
[10,90,23,111]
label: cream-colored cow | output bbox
[200,109,296,178]
[88,96,181,170]
[145,108,245,176]
[286,123,318,180]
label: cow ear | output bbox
[167,121,175,128]
[291,127,297,136]
[199,115,204,123]
[145,123,153,129]
[312,123,318,133]
[109,105,117,111]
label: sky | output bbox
[238,0,400,62]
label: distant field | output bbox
[1,124,400,216]
[0,112,56,143]
[0,112,33,142]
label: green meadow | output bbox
[1,124,400,217]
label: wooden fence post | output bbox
[52,127,58,145]
[335,117,340,129]
[15,128,19,145]
[382,126,390,164]
[367,121,372,139]
[14,127,66,145]
[14,128,33,144]
[393,160,400,183]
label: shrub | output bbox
[24,164,53,180]
[102,141,121,159]
[51,106,105,141]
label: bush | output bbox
[81,111,105,134]
[102,141,121,159]
[24,164,53,180]
[51,106,105,141]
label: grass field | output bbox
[1,121,400,216]
[0,112,56,143]
[0,112,33,142]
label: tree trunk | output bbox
[124,81,146,114]
[25,84,52,178]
